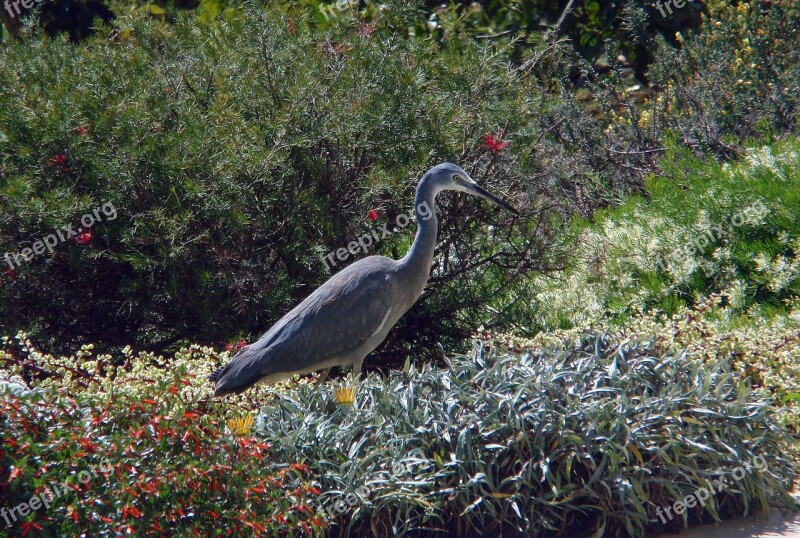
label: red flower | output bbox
[368,210,379,221]
[74,228,92,245]
[483,134,508,155]
[226,340,247,352]
[8,467,23,482]
[20,522,42,536]
[77,438,97,452]
[286,17,297,35]
[49,153,69,173]
[76,124,91,136]
[122,505,143,519]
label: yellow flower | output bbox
[227,415,254,436]
[333,385,356,407]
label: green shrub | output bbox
[0,332,313,410]
[507,297,800,435]
[256,334,797,537]
[2,312,797,536]
[647,0,800,154]
[397,0,703,80]
[521,138,800,330]
[0,361,322,536]
[0,4,649,358]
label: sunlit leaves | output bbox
[257,333,797,536]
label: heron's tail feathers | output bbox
[208,366,225,383]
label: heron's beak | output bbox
[470,183,520,215]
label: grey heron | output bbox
[210,163,518,396]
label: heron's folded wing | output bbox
[253,268,396,375]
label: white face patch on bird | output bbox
[449,171,474,190]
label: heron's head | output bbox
[425,163,519,215]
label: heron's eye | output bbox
[452,174,462,183]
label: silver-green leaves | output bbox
[257,334,797,537]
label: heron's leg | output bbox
[314,368,332,387]
[352,359,364,380]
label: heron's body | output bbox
[211,163,516,396]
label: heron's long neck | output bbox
[398,180,438,295]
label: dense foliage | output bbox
[3,306,798,537]
[257,331,797,537]
[0,0,797,357]
[2,0,705,70]
[0,4,644,357]
[648,0,800,154]
[520,138,800,331]
[1,1,799,537]
[2,1,798,356]
[0,354,322,536]
[521,296,800,433]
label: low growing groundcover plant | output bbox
[1,314,798,537]
[0,363,323,536]
[257,334,797,537]
[506,295,800,434]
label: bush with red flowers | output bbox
[0,5,643,361]
[0,360,323,537]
